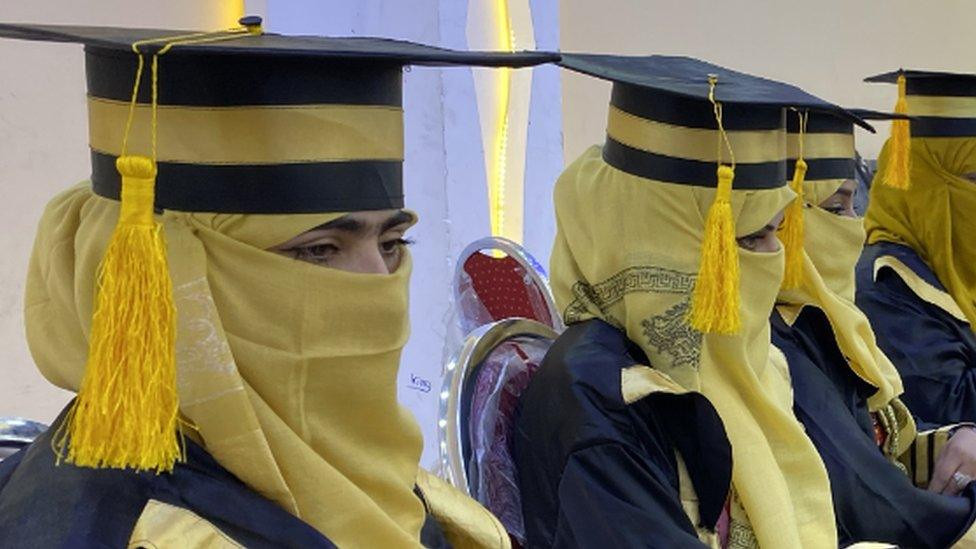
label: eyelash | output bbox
[289,237,415,264]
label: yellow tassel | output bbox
[690,165,741,335]
[780,158,807,289]
[882,73,911,190]
[53,155,180,472]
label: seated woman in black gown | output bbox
[855,70,976,427]
[771,109,976,547]
[515,54,854,548]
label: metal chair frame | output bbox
[437,318,559,494]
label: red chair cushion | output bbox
[463,252,554,327]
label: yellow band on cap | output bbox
[606,105,784,164]
[89,97,404,165]
[907,95,976,118]
[786,132,854,160]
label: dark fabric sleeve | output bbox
[0,407,337,549]
[550,443,706,549]
[857,268,976,424]
[515,321,717,549]
[776,311,976,548]
[420,512,453,549]
[0,438,151,548]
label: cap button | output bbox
[239,15,264,34]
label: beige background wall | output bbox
[0,2,241,423]
[560,0,976,163]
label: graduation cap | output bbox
[866,70,976,138]
[0,18,556,214]
[557,53,868,331]
[862,69,976,190]
[0,17,556,473]
[786,109,909,183]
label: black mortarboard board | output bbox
[557,53,870,191]
[865,70,976,96]
[561,54,872,129]
[0,19,558,214]
[865,70,976,137]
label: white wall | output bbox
[560,0,976,164]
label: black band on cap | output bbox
[610,83,785,131]
[787,158,855,181]
[906,77,976,98]
[910,117,976,138]
[85,47,404,107]
[90,151,404,213]
[787,114,853,134]
[603,138,786,190]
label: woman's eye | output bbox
[380,237,414,255]
[292,243,339,263]
[737,236,759,251]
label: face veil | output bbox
[866,136,976,330]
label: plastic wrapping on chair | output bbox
[455,269,499,336]
[467,336,551,545]
[0,417,48,461]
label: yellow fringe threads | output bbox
[690,165,741,334]
[690,74,741,335]
[54,156,180,472]
[882,73,911,190]
[780,110,808,289]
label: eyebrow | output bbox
[311,210,413,234]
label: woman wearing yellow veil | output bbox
[514,54,857,548]
[772,110,976,547]
[855,71,976,428]
[0,21,552,548]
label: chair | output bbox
[440,238,562,544]
[453,237,563,335]
[0,417,47,461]
[439,319,557,545]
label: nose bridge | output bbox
[349,238,389,275]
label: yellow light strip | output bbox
[490,0,514,239]
[223,0,246,27]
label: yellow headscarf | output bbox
[866,136,976,330]
[777,179,906,412]
[26,184,427,547]
[551,147,836,548]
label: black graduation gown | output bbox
[856,241,976,424]
[513,319,731,549]
[771,307,976,547]
[0,406,450,548]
